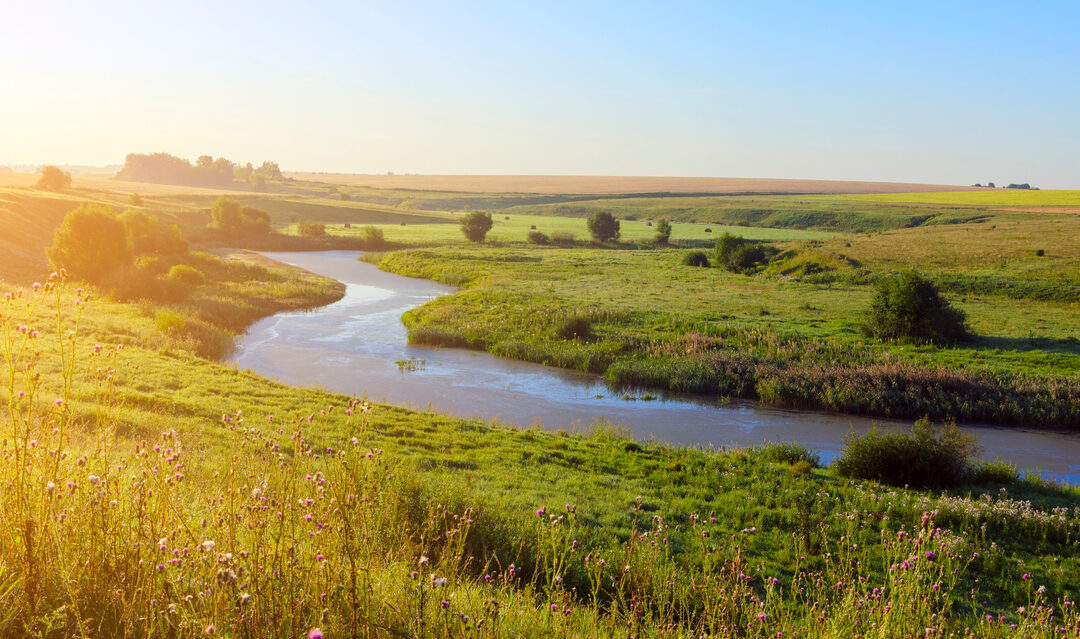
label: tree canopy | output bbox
[47,204,132,284]
[36,165,72,191]
[862,271,969,344]
[460,211,494,243]
[209,198,271,236]
[587,211,620,243]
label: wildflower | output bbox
[45,481,56,493]
[89,475,100,484]
[202,540,216,552]
[205,624,215,635]
[54,399,63,407]
[440,601,449,609]
[432,577,448,587]
[308,629,323,639]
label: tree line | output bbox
[116,153,283,189]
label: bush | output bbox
[35,165,71,190]
[861,271,968,344]
[713,233,778,272]
[971,460,1020,485]
[682,250,710,267]
[165,264,206,286]
[758,442,821,468]
[1035,249,1045,256]
[47,204,132,284]
[460,211,493,243]
[555,315,592,340]
[587,211,620,243]
[154,309,187,335]
[118,209,188,256]
[129,192,144,206]
[550,230,575,245]
[297,222,327,237]
[361,225,385,248]
[654,219,672,245]
[210,198,271,235]
[527,231,550,245]
[832,418,978,488]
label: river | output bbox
[229,251,1080,483]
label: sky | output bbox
[1,1,1078,187]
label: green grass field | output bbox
[2,175,1079,636]
[825,189,1080,207]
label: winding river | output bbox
[230,251,1080,483]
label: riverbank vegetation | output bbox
[1,276,1078,637]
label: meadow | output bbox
[2,171,1079,636]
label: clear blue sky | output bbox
[2,1,1078,187]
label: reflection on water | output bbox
[230,251,1080,484]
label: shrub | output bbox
[210,198,271,235]
[713,233,779,272]
[555,315,592,340]
[361,225,386,248]
[971,460,1020,485]
[861,271,968,344]
[758,442,821,467]
[587,211,620,243]
[460,211,494,243]
[35,165,71,190]
[682,250,710,267]
[1035,249,1045,256]
[118,209,188,256]
[297,222,327,237]
[550,231,575,245]
[654,219,672,245]
[527,231,550,245]
[154,309,187,335]
[832,418,978,488]
[129,192,144,206]
[47,204,132,284]
[165,264,206,286]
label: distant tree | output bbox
[210,197,270,235]
[235,162,254,181]
[587,211,620,243]
[460,211,493,243]
[361,225,385,247]
[654,219,672,245]
[129,192,144,206]
[36,165,72,191]
[47,204,132,284]
[196,155,214,171]
[861,271,968,344]
[297,222,326,237]
[251,161,282,182]
[527,230,550,245]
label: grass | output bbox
[826,190,1080,207]
[371,244,1079,426]
[319,213,835,245]
[1,275,1078,637]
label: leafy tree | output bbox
[861,271,969,343]
[361,225,385,247]
[47,204,132,284]
[36,165,72,191]
[210,198,270,235]
[118,209,188,255]
[654,219,672,245]
[297,222,327,237]
[460,211,493,243]
[587,211,620,243]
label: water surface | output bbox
[230,251,1080,483]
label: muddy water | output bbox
[230,251,1080,483]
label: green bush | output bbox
[527,230,550,245]
[555,315,592,340]
[832,418,978,488]
[861,271,969,344]
[460,211,494,243]
[654,219,672,245]
[47,204,133,284]
[550,231,575,245]
[587,211,620,243]
[757,442,821,468]
[682,250,710,267]
[165,264,206,286]
[154,309,187,335]
[971,460,1020,485]
[361,225,386,248]
[297,222,327,237]
[210,198,270,235]
[713,233,779,272]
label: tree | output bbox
[47,204,132,284]
[587,211,620,243]
[36,165,72,191]
[118,209,188,255]
[210,198,270,235]
[654,219,672,245]
[297,222,326,237]
[460,211,493,243]
[861,271,968,344]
